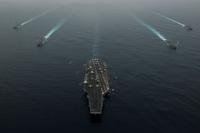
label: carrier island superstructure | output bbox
[83,58,110,115]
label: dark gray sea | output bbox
[0,1,200,133]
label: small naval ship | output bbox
[13,24,22,30]
[165,40,179,50]
[183,25,193,31]
[83,58,110,115]
[37,37,47,47]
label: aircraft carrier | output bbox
[83,58,110,115]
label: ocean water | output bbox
[0,2,200,133]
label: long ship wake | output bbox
[92,22,100,57]
[13,9,55,30]
[133,15,167,42]
[37,19,66,47]
[45,19,66,40]
[133,15,179,49]
[155,12,186,27]
[21,9,53,26]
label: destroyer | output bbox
[83,58,110,115]
[183,25,193,31]
[37,37,47,47]
[13,24,22,30]
[165,40,179,50]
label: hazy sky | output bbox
[1,0,200,10]
[2,0,199,5]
